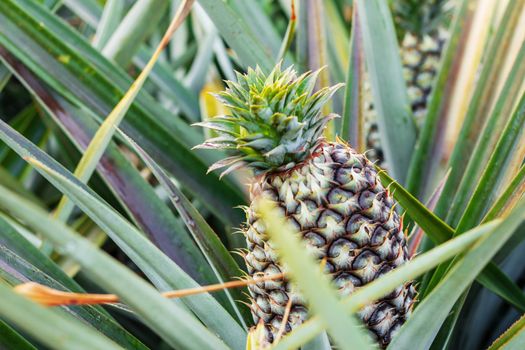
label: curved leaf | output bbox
[0,320,37,350]
[0,118,246,348]
[389,197,525,349]
[121,132,251,327]
[0,216,148,350]
[488,313,525,350]
[378,169,525,311]
[0,186,230,350]
[0,0,246,225]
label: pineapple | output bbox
[365,0,450,166]
[195,65,415,348]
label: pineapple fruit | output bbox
[401,28,448,124]
[365,0,450,166]
[195,65,415,348]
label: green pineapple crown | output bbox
[194,64,343,177]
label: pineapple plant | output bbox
[0,1,524,350]
[196,64,416,347]
[365,0,450,166]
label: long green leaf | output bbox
[184,32,216,95]
[0,166,42,206]
[341,6,364,151]
[295,0,308,72]
[134,47,200,119]
[63,0,101,26]
[304,0,334,138]
[275,0,297,63]
[0,64,9,92]
[378,169,525,311]
[0,118,246,348]
[0,106,46,179]
[121,132,250,327]
[0,0,61,92]
[490,166,525,264]
[356,0,416,184]
[0,216,148,349]
[389,197,525,349]
[0,320,37,350]
[485,165,525,222]
[197,0,274,71]
[488,313,525,350]
[0,0,246,225]
[0,186,230,350]
[228,0,282,59]
[324,0,349,85]
[92,0,124,50]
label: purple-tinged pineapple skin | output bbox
[243,142,416,348]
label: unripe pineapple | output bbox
[365,0,451,166]
[401,28,448,124]
[195,65,415,348]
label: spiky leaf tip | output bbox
[194,63,343,176]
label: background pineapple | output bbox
[196,65,416,348]
[365,0,451,166]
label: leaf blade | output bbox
[0,186,230,350]
[356,0,416,184]
[0,118,247,349]
[389,198,525,349]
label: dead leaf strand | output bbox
[14,273,285,307]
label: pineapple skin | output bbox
[244,142,416,348]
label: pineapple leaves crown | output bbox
[194,64,343,177]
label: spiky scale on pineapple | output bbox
[194,64,415,348]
